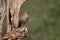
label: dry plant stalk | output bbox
[7,0,26,33]
[3,0,29,40]
[3,27,28,40]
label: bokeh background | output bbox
[2,0,60,40]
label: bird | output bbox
[18,10,29,27]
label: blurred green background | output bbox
[2,0,60,40]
